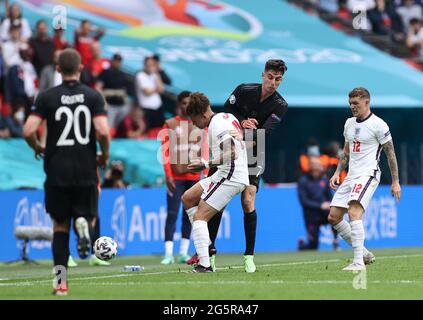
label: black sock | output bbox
[244,210,257,256]
[90,218,100,253]
[52,231,70,268]
[208,211,223,254]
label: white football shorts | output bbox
[200,176,246,211]
[330,175,379,211]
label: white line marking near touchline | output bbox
[1,253,422,287]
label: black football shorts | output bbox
[45,184,99,223]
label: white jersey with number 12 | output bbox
[344,113,392,181]
[208,113,249,185]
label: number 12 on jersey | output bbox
[353,140,361,153]
[352,183,362,194]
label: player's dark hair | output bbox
[81,19,90,26]
[186,92,210,117]
[58,48,81,76]
[177,90,191,103]
[410,18,422,26]
[349,87,370,100]
[265,59,287,75]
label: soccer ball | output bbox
[94,236,118,261]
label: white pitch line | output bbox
[222,258,340,270]
[2,253,423,287]
[12,279,417,287]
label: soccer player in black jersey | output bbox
[23,49,110,295]
[209,59,288,272]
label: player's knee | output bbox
[241,195,255,212]
[90,217,97,228]
[53,220,70,233]
[242,200,254,213]
[181,192,190,208]
[327,213,341,226]
[348,201,364,220]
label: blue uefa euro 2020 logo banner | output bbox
[0,186,422,261]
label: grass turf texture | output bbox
[1,248,423,299]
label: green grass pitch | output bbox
[1,247,423,299]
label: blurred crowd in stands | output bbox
[291,0,423,69]
[0,3,174,140]
[0,2,421,187]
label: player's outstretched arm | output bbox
[382,139,401,202]
[23,115,45,160]
[329,140,349,190]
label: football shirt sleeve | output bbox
[261,100,288,136]
[92,91,107,117]
[216,116,236,145]
[224,84,247,122]
[343,118,351,141]
[376,120,392,145]
[30,92,47,119]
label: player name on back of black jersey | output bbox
[61,94,85,105]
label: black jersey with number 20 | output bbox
[30,80,106,187]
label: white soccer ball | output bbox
[94,236,118,261]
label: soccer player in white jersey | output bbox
[328,87,401,271]
[181,92,249,273]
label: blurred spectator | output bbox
[0,98,11,138]
[0,99,24,137]
[321,141,347,182]
[0,117,11,137]
[152,54,172,85]
[96,53,129,129]
[114,105,147,139]
[297,156,339,251]
[135,56,165,133]
[397,0,423,29]
[19,44,37,106]
[89,41,110,79]
[7,105,24,137]
[319,0,339,13]
[406,18,423,59]
[299,137,321,173]
[29,20,55,77]
[2,21,27,109]
[52,27,69,50]
[74,20,105,67]
[1,20,24,70]
[81,41,110,87]
[367,0,405,41]
[39,49,62,92]
[0,3,32,42]
[102,160,129,188]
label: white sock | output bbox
[333,219,369,255]
[350,220,365,265]
[164,241,173,256]
[333,219,352,244]
[179,238,190,256]
[192,220,210,268]
[186,206,198,224]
